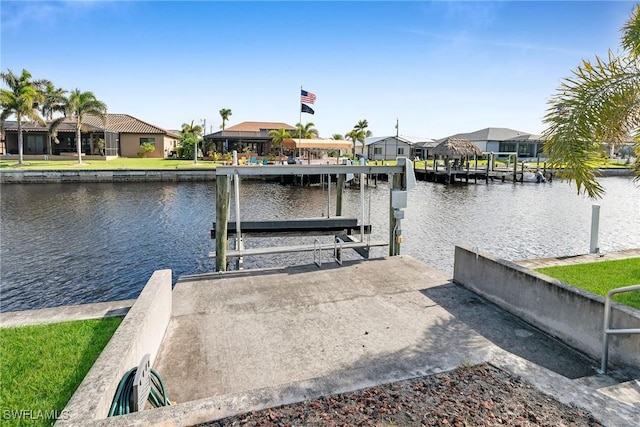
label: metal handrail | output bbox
[599,284,640,373]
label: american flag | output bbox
[301,89,316,105]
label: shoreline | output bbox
[0,167,633,184]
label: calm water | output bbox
[1,177,639,312]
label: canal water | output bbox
[1,177,638,312]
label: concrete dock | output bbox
[150,255,639,425]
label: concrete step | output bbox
[574,374,640,407]
[572,374,619,389]
[598,379,640,407]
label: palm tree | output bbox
[268,127,291,164]
[346,120,372,157]
[181,120,203,138]
[39,82,67,156]
[345,129,363,157]
[293,121,319,139]
[219,108,232,130]
[0,69,46,164]
[331,133,344,140]
[543,4,640,198]
[40,82,66,120]
[65,89,107,164]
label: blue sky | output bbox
[0,1,635,138]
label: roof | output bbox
[433,137,483,158]
[283,138,353,150]
[2,114,180,138]
[364,136,415,146]
[225,121,296,132]
[503,133,543,142]
[401,136,437,145]
[438,127,530,142]
[2,120,103,133]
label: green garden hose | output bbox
[108,368,171,416]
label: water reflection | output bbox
[1,177,638,312]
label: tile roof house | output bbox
[204,121,297,156]
[2,114,180,158]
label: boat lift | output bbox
[210,154,416,271]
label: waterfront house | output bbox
[365,136,414,161]
[2,114,180,159]
[438,127,544,159]
[204,121,297,156]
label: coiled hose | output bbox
[108,368,171,416]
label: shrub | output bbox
[137,142,155,158]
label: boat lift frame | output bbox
[211,160,415,271]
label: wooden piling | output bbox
[215,175,231,271]
[336,174,345,216]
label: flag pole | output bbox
[298,85,303,161]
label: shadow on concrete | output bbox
[421,281,596,379]
[177,259,365,284]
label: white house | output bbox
[365,136,414,161]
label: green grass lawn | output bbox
[0,317,122,426]
[536,258,640,310]
[0,158,220,170]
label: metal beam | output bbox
[215,164,404,176]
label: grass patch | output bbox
[0,317,122,426]
[536,258,640,310]
[0,158,220,170]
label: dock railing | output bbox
[599,284,640,373]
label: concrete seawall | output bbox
[0,169,218,183]
[0,167,633,184]
[452,245,640,369]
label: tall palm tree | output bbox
[355,119,371,135]
[40,82,67,156]
[543,4,640,198]
[219,108,232,130]
[40,82,66,120]
[268,127,291,164]
[65,89,107,164]
[293,121,319,139]
[0,69,46,164]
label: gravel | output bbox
[199,363,602,427]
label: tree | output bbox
[40,81,66,120]
[181,120,203,160]
[219,108,232,130]
[39,82,67,156]
[268,127,291,164]
[65,89,107,164]
[181,120,203,138]
[293,121,319,139]
[346,119,372,157]
[345,129,363,157]
[331,133,344,140]
[543,4,640,198]
[0,69,46,164]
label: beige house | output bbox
[3,113,180,158]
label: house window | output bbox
[397,147,405,155]
[374,147,382,155]
[140,137,156,145]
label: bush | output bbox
[137,142,155,158]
